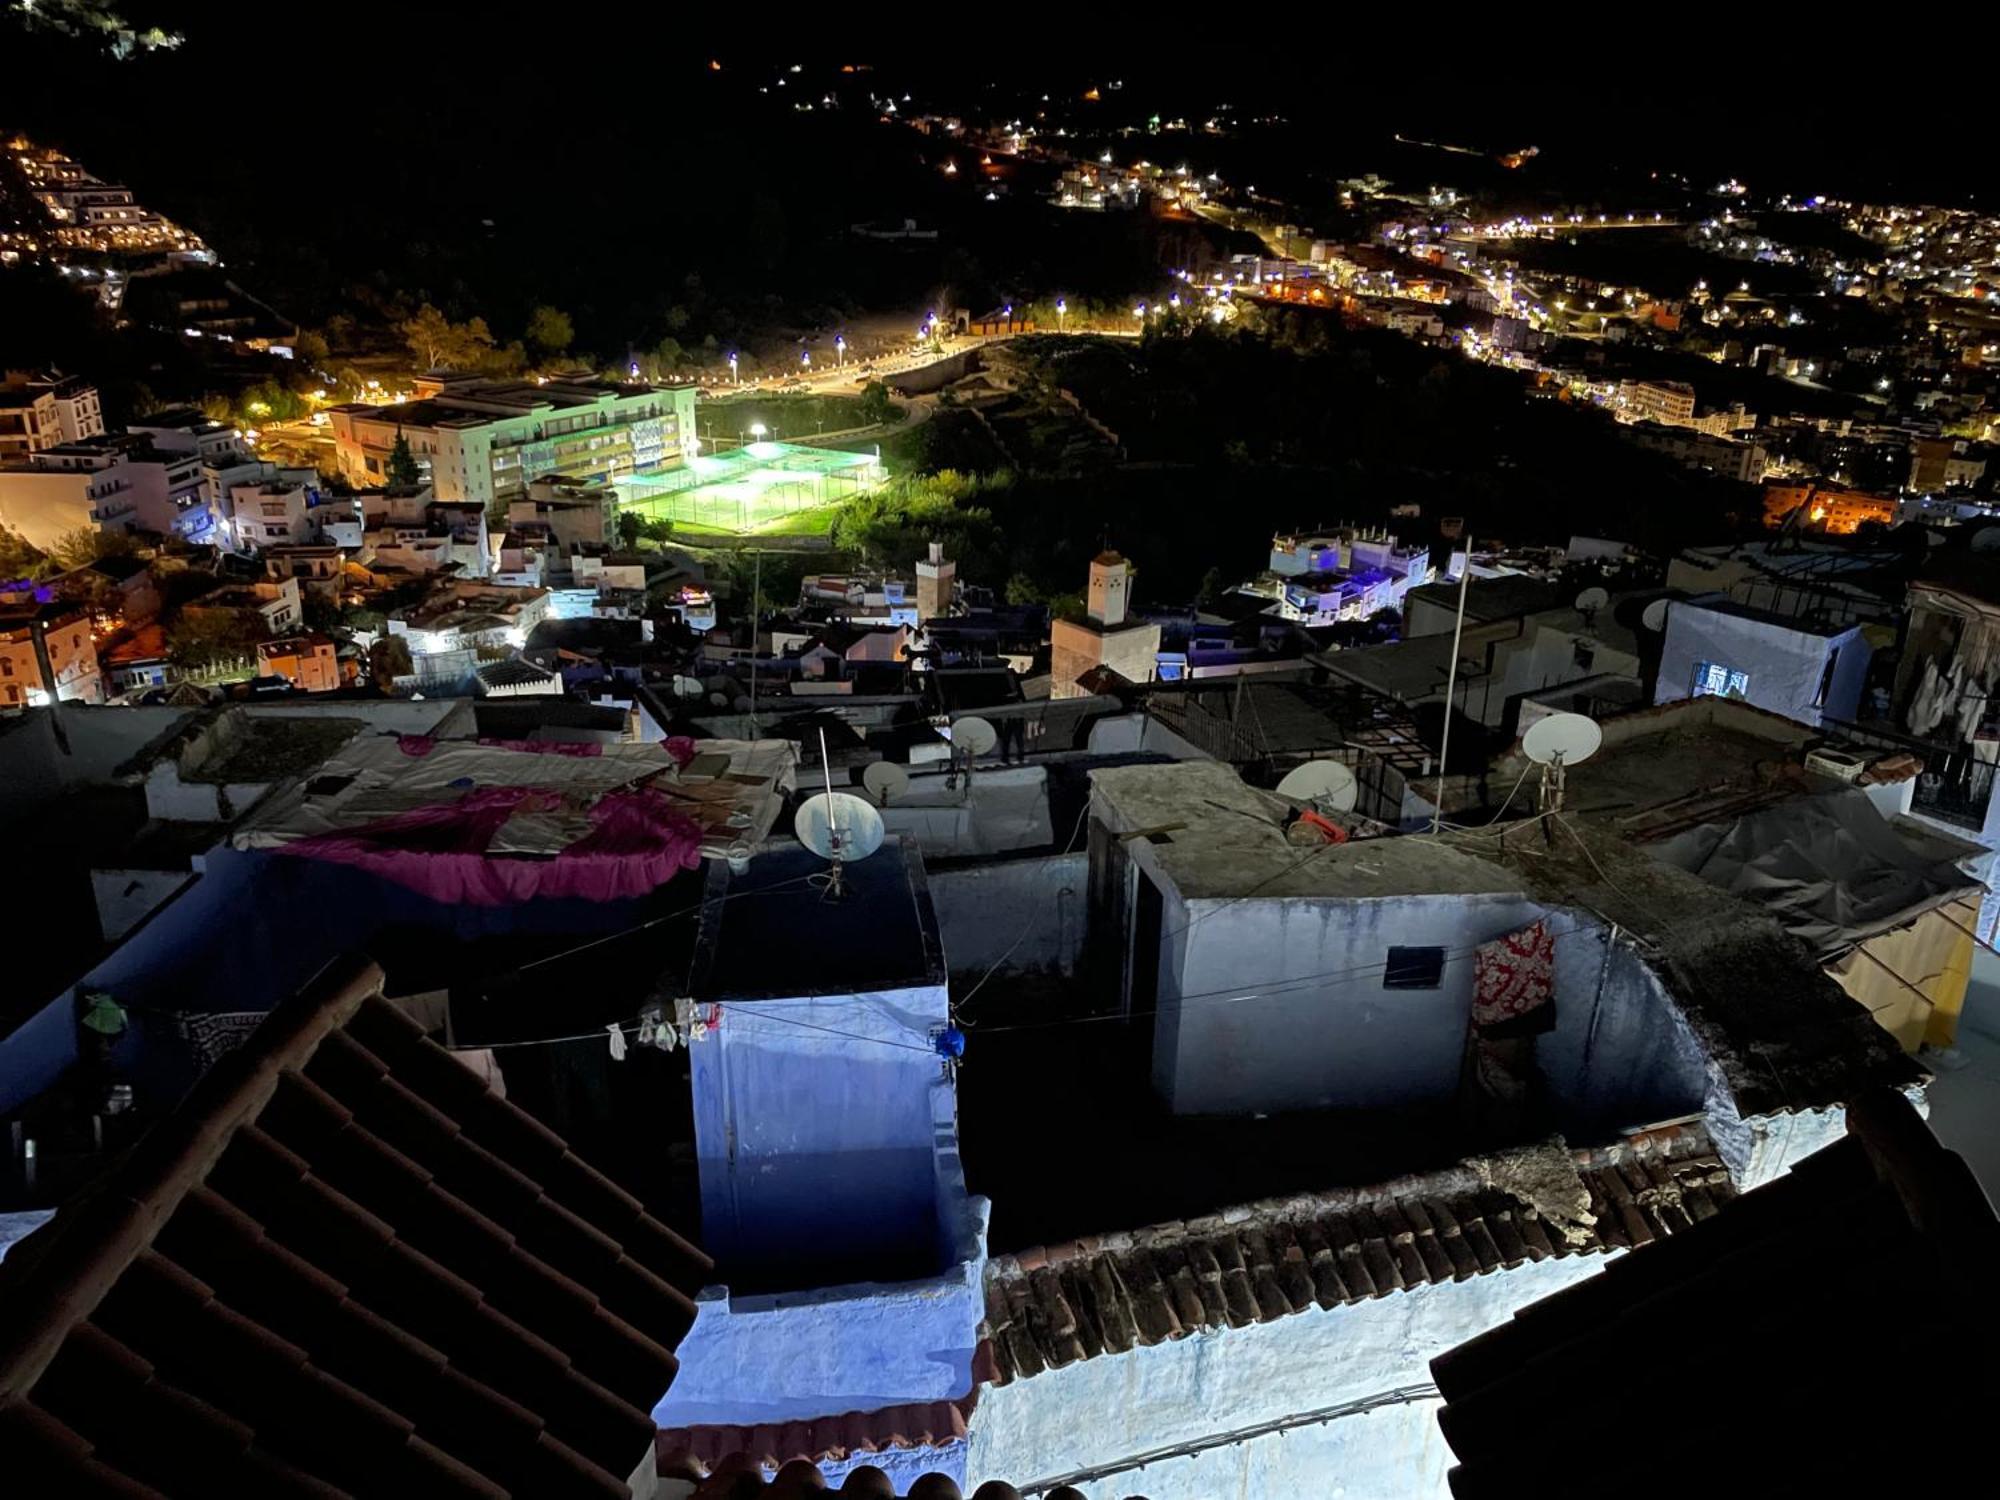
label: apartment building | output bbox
[0,600,104,706]
[329,377,697,506]
[0,373,104,459]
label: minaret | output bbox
[1050,548,1159,699]
[915,540,956,619]
[1087,551,1131,626]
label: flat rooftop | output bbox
[688,836,944,999]
[1675,595,1857,638]
[1090,760,1523,902]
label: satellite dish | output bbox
[1523,712,1602,768]
[708,691,729,708]
[674,675,705,699]
[863,761,910,806]
[1277,760,1359,813]
[952,716,998,757]
[795,791,886,864]
[1640,598,1671,633]
[1574,586,1610,612]
[1973,526,2000,553]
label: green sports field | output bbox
[621,441,883,534]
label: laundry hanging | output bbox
[1472,919,1557,1036]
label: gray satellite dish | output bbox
[1641,598,1671,633]
[708,691,729,708]
[674,675,706,699]
[1523,712,1602,767]
[1276,760,1359,813]
[862,761,910,806]
[795,791,886,864]
[1972,526,2000,553]
[952,716,999,757]
[1574,586,1610,612]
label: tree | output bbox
[1004,572,1044,606]
[641,518,676,544]
[292,330,331,368]
[615,511,645,549]
[0,524,46,580]
[47,526,133,572]
[367,635,414,691]
[399,303,496,371]
[386,429,422,487]
[399,303,455,370]
[525,305,574,357]
[857,380,897,427]
[167,612,258,674]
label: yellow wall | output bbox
[1825,898,1979,1052]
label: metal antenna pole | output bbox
[1431,535,1472,835]
[747,550,761,734]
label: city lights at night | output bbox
[0,21,1997,1500]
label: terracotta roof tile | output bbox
[1431,1090,2000,1499]
[658,1393,975,1472]
[982,1131,1736,1385]
[0,958,710,1499]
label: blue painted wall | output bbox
[1,844,672,1118]
[690,985,953,1281]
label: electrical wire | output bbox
[504,873,821,977]
[953,799,1093,1021]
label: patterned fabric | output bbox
[1473,919,1557,1036]
[171,1011,268,1071]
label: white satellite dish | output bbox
[1276,760,1359,813]
[951,716,999,757]
[1523,711,1600,818]
[1574,586,1610,613]
[862,761,910,806]
[1523,712,1602,767]
[674,675,706,699]
[1640,598,1671,633]
[795,791,886,864]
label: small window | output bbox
[1384,945,1446,990]
[1692,660,1750,699]
[1572,642,1595,673]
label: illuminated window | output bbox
[1692,660,1750,698]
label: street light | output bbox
[747,422,767,449]
[1056,297,1067,331]
[835,334,845,366]
[728,352,739,384]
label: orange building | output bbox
[1763,483,1896,535]
[255,632,340,692]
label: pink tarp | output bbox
[272,783,705,905]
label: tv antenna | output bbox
[1523,711,1602,820]
[1573,585,1610,631]
[862,761,910,806]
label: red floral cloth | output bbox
[1473,919,1556,1034]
